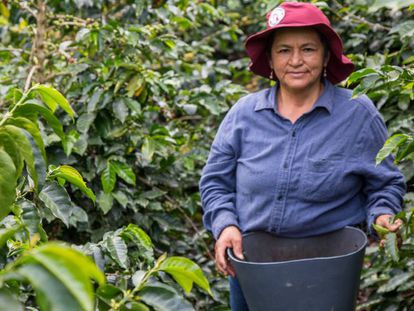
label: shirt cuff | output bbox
[212,210,239,240]
[367,206,397,236]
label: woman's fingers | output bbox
[376,214,403,232]
[232,234,244,260]
[214,226,244,277]
[215,240,229,275]
[227,262,236,277]
[375,214,403,248]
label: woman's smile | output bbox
[286,71,307,77]
[269,27,328,93]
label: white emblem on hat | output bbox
[268,7,285,27]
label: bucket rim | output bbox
[227,226,367,266]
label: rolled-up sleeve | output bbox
[358,115,406,231]
[199,109,240,240]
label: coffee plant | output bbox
[1,0,414,310]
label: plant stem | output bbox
[0,89,31,127]
[111,254,166,310]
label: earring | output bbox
[269,70,274,80]
[323,67,327,79]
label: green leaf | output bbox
[112,162,136,185]
[87,89,103,113]
[62,130,80,156]
[5,87,23,106]
[132,270,147,288]
[378,272,412,293]
[122,302,150,311]
[126,75,144,98]
[0,129,23,176]
[376,134,409,165]
[76,113,96,134]
[5,117,46,161]
[0,148,17,219]
[395,138,414,162]
[50,165,95,202]
[31,85,75,120]
[101,162,116,193]
[140,190,166,200]
[171,16,193,30]
[24,129,46,190]
[139,282,194,311]
[142,137,156,162]
[357,299,384,309]
[96,284,123,304]
[103,235,128,269]
[0,224,22,248]
[16,264,83,310]
[347,68,378,85]
[351,75,381,99]
[158,257,212,295]
[19,199,47,240]
[69,206,88,226]
[0,288,23,311]
[39,182,72,227]
[372,224,389,236]
[385,232,399,262]
[113,99,129,124]
[97,191,113,214]
[390,20,414,39]
[112,191,129,208]
[370,0,414,12]
[13,100,65,140]
[198,97,225,115]
[29,243,105,288]
[14,244,105,311]
[6,125,46,190]
[120,224,154,261]
[124,98,141,115]
[75,28,90,42]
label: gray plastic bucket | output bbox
[227,226,367,311]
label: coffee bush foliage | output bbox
[1,0,414,309]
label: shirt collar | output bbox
[254,79,334,114]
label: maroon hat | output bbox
[245,2,354,85]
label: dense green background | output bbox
[1,0,414,310]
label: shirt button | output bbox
[283,162,288,169]
[292,131,296,137]
[277,195,283,201]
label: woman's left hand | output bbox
[375,214,403,247]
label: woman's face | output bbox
[269,27,328,93]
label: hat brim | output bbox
[245,24,354,85]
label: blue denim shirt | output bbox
[200,80,406,240]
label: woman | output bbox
[199,2,405,310]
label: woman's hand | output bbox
[214,226,244,277]
[375,214,403,247]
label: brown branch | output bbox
[44,71,74,82]
[0,48,30,54]
[49,13,96,28]
[29,0,47,84]
[24,65,39,92]
[14,0,37,17]
[174,115,203,122]
[54,21,89,27]
[329,0,390,31]
[52,14,90,23]
[137,176,214,260]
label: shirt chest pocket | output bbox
[299,158,344,203]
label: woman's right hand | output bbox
[214,225,244,277]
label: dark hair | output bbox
[266,28,330,60]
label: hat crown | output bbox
[266,2,331,29]
[246,1,355,84]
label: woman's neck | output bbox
[277,81,324,123]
